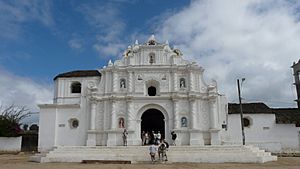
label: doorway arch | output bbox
[141,109,165,143]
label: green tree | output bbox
[0,105,30,137]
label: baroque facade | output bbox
[38,35,227,152]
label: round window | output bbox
[69,118,79,129]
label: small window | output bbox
[148,86,156,96]
[69,118,79,129]
[120,79,126,88]
[71,82,81,93]
[181,117,188,127]
[243,118,250,127]
[149,53,155,64]
[180,78,186,88]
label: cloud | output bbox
[78,2,126,58]
[0,0,53,39]
[156,0,300,107]
[68,38,83,50]
[0,68,53,113]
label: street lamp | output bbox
[237,78,246,145]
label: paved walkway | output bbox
[1,153,300,169]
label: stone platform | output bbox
[30,145,277,163]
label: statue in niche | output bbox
[119,118,125,128]
[181,117,187,127]
[138,75,143,80]
[149,55,154,64]
[180,78,186,88]
[120,79,126,88]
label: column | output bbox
[209,98,218,129]
[112,71,118,93]
[86,99,97,146]
[127,101,134,130]
[128,71,133,93]
[126,100,140,145]
[173,100,179,129]
[90,100,97,130]
[209,97,221,145]
[189,70,194,91]
[189,99,196,129]
[107,100,118,146]
[111,101,117,129]
[173,72,178,91]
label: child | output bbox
[149,142,157,163]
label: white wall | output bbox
[225,114,300,152]
[38,107,56,152]
[55,107,87,146]
[0,137,22,152]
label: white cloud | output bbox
[0,68,53,112]
[156,0,300,107]
[93,43,125,58]
[0,0,53,39]
[78,3,126,58]
[68,38,83,50]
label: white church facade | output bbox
[38,36,228,152]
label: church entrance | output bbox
[141,109,165,144]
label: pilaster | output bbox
[86,99,97,146]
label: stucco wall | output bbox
[55,107,87,146]
[225,114,300,152]
[38,107,56,152]
[0,136,22,152]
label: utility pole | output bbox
[237,79,245,145]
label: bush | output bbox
[0,105,29,137]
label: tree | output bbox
[0,104,30,137]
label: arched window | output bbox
[181,117,188,127]
[71,82,81,93]
[118,117,125,128]
[120,79,126,88]
[180,78,186,88]
[148,86,156,96]
[149,53,155,64]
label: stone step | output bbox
[32,145,277,163]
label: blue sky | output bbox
[0,0,188,80]
[1,0,300,124]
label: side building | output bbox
[225,103,300,152]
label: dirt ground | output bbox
[1,153,300,169]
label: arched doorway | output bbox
[141,109,165,144]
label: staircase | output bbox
[30,145,277,163]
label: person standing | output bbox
[123,128,128,146]
[149,142,157,163]
[142,131,146,145]
[157,131,161,140]
[171,131,177,146]
[145,132,149,145]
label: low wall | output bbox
[0,136,22,152]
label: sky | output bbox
[1,0,300,124]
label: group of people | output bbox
[122,129,178,163]
[149,139,169,163]
[141,131,162,145]
[148,131,177,163]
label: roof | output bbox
[273,108,300,127]
[228,103,273,114]
[53,70,101,80]
[229,103,300,126]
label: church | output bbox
[38,35,228,152]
